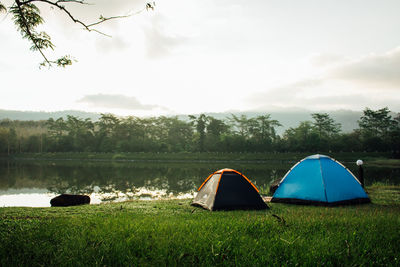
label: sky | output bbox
[1,0,400,116]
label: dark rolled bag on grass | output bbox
[50,194,91,207]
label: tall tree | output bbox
[96,114,121,152]
[311,113,341,138]
[206,117,229,138]
[250,115,282,143]
[205,116,229,151]
[189,114,207,152]
[358,107,394,139]
[283,121,318,152]
[7,128,18,154]
[228,114,250,138]
[46,117,68,151]
[389,113,400,158]
[0,128,10,153]
[158,116,193,152]
[65,115,94,151]
[358,107,395,152]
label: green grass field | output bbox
[1,185,399,266]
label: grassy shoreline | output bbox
[1,185,399,266]
[3,151,398,165]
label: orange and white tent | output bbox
[192,168,268,211]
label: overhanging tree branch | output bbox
[2,0,155,67]
[13,0,53,65]
[22,0,136,34]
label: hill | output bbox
[0,109,101,121]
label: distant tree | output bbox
[389,113,400,158]
[358,107,394,139]
[283,121,319,152]
[8,128,18,154]
[114,116,145,152]
[0,0,154,67]
[158,116,193,152]
[250,115,282,142]
[358,107,395,151]
[189,114,207,152]
[25,135,41,153]
[203,116,229,151]
[0,128,9,153]
[47,117,66,138]
[311,113,341,138]
[331,131,362,152]
[96,114,121,152]
[206,117,229,138]
[46,117,68,151]
[65,116,95,151]
[228,114,250,138]
[1,109,398,154]
[244,115,281,152]
[225,114,254,151]
[309,113,342,151]
[138,117,162,152]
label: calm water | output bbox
[0,159,398,207]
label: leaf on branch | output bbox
[30,31,54,51]
[40,55,75,69]
[146,2,155,11]
[0,2,7,13]
[55,55,75,67]
[11,3,43,36]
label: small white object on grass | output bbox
[356,159,363,166]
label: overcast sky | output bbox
[1,0,400,116]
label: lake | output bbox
[0,159,399,207]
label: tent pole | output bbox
[358,165,364,187]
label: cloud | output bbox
[77,94,166,111]
[142,14,186,59]
[95,36,129,53]
[329,47,400,88]
[310,53,346,67]
[247,66,400,111]
[245,78,323,110]
[299,94,400,111]
[247,78,324,104]
[247,46,400,112]
[248,86,400,111]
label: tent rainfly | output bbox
[192,168,268,211]
[271,154,371,206]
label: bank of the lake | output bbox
[1,185,399,266]
[4,151,396,164]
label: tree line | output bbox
[0,108,399,157]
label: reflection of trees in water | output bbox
[0,161,398,200]
[0,161,15,189]
[0,160,52,190]
[0,161,213,198]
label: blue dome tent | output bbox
[271,154,370,205]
